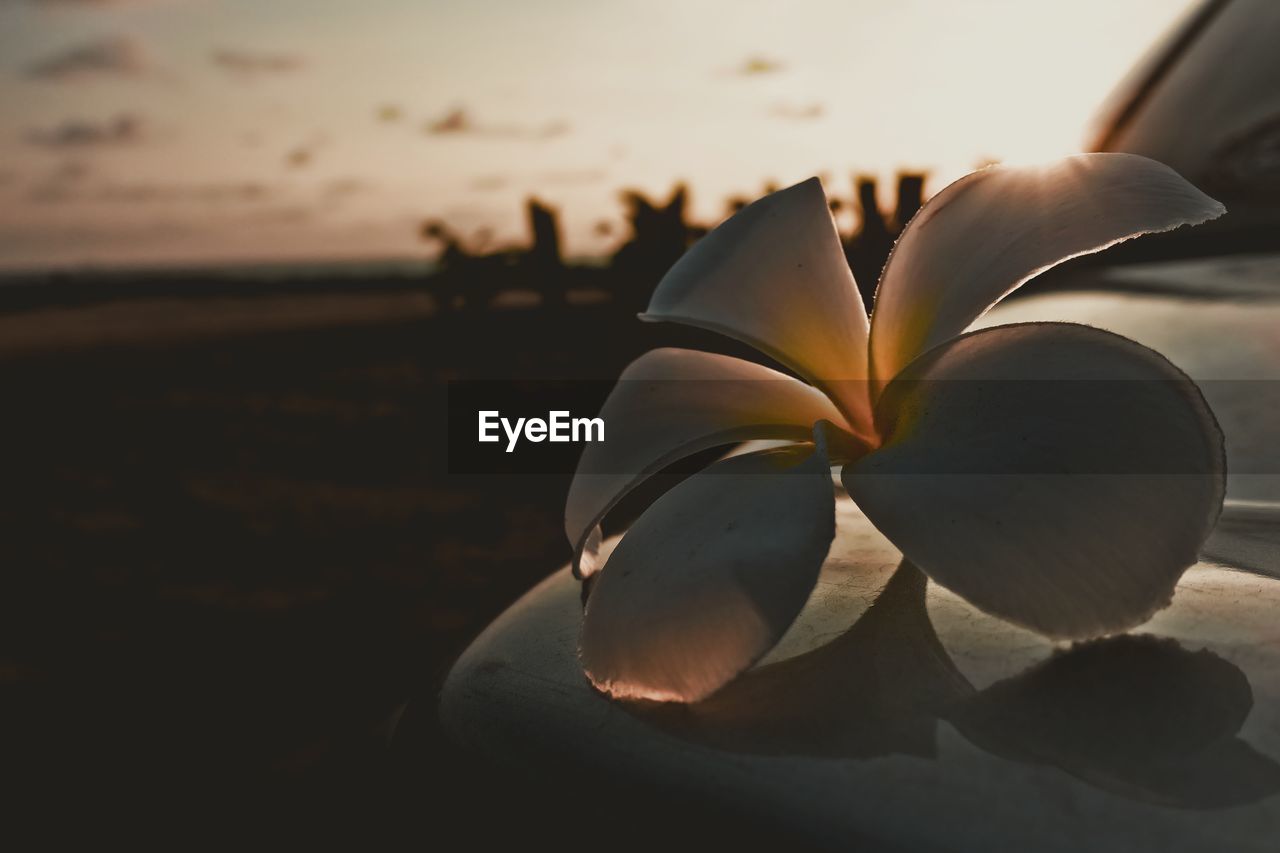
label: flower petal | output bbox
[844,322,1225,639]
[640,178,873,436]
[580,437,836,703]
[867,153,1225,390]
[566,347,848,577]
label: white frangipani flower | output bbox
[566,153,1227,704]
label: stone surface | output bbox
[440,286,1280,850]
[981,283,1280,504]
[441,501,1280,851]
[982,285,1280,573]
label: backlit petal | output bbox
[566,347,847,577]
[580,438,836,703]
[868,154,1224,390]
[844,322,1225,639]
[640,178,873,436]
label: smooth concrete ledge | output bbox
[441,499,1280,852]
[441,290,1280,850]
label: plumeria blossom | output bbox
[566,153,1227,703]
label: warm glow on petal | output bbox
[640,178,874,438]
[566,347,849,578]
[867,153,1225,391]
[580,437,836,703]
[844,322,1225,640]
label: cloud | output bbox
[24,113,147,148]
[24,36,150,81]
[49,160,92,182]
[285,146,313,168]
[17,0,169,6]
[27,178,272,205]
[540,168,607,185]
[322,177,369,198]
[96,180,270,204]
[211,48,305,76]
[21,161,93,203]
[771,101,825,120]
[278,131,330,169]
[734,55,785,76]
[468,174,508,192]
[425,107,568,140]
[427,107,471,134]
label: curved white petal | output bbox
[867,153,1225,389]
[844,322,1225,639]
[640,178,873,436]
[566,347,848,577]
[580,438,836,703]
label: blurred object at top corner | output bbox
[1090,0,1280,257]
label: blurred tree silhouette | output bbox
[609,185,696,314]
[420,174,926,317]
[848,176,893,307]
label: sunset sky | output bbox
[0,0,1198,271]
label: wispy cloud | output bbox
[49,160,92,182]
[17,0,173,6]
[322,177,369,199]
[21,160,93,203]
[24,36,151,81]
[770,101,824,120]
[540,168,607,185]
[24,113,147,147]
[426,108,471,134]
[285,146,313,168]
[425,106,568,140]
[27,178,272,205]
[283,133,329,169]
[468,174,508,192]
[211,48,305,76]
[733,55,786,76]
[96,181,270,204]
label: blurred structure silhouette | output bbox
[420,219,470,311]
[421,198,568,312]
[847,176,893,307]
[609,185,699,314]
[526,198,566,306]
[893,174,925,229]
[846,173,927,306]
[420,174,925,317]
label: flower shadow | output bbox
[950,632,1280,809]
[626,562,1280,809]
[631,563,972,759]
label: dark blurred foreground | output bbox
[0,170,1249,844]
[0,254,831,846]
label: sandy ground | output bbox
[0,290,437,356]
[0,280,767,842]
